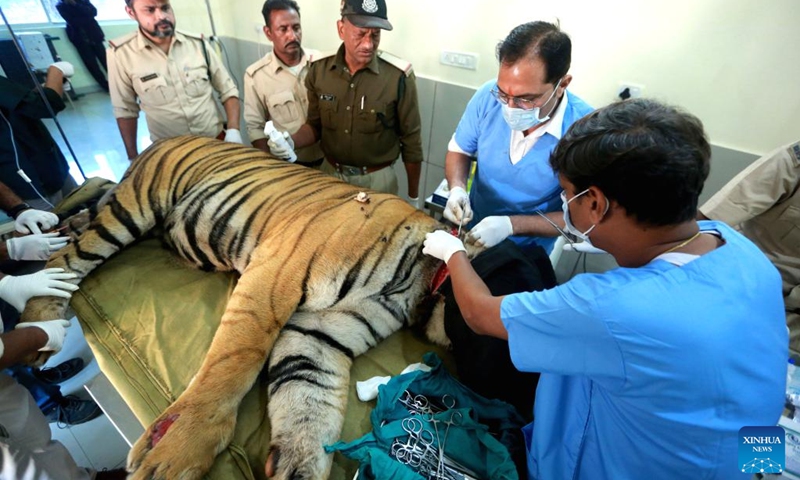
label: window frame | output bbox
[0,0,130,26]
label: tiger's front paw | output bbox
[22,349,54,367]
[127,399,236,480]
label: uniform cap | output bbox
[340,0,392,31]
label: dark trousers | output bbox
[442,240,557,477]
[70,38,108,92]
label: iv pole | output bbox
[204,0,218,37]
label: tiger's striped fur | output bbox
[20,136,478,479]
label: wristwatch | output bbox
[6,203,31,219]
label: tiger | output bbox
[20,135,482,480]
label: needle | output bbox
[457,216,463,237]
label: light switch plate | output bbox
[440,51,478,70]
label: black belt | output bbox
[296,158,324,168]
[325,158,394,175]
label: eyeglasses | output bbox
[490,83,559,111]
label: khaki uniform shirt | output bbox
[701,141,800,343]
[108,30,239,141]
[304,45,423,167]
[243,49,323,163]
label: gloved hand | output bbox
[422,230,466,264]
[562,241,607,255]
[15,209,59,235]
[0,268,78,313]
[223,128,243,144]
[6,233,69,261]
[408,197,421,209]
[267,130,296,160]
[443,186,473,225]
[50,61,74,78]
[466,216,513,248]
[15,319,72,352]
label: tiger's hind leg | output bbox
[126,252,304,480]
[265,306,403,480]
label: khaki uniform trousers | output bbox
[0,374,92,480]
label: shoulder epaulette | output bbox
[310,51,336,63]
[790,141,800,164]
[178,30,205,41]
[108,31,136,50]
[377,50,413,77]
[245,55,272,77]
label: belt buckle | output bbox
[341,165,363,176]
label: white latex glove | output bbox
[422,230,466,264]
[408,197,421,209]
[223,128,243,144]
[15,209,59,235]
[466,216,513,248]
[0,268,78,313]
[443,186,473,225]
[15,319,72,352]
[267,130,296,161]
[6,233,69,261]
[562,241,607,255]
[50,61,74,78]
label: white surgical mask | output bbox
[500,80,561,131]
[561,189,608,242]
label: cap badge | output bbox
[362,0,378,13]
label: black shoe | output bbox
[95,468,127,480]
[43,395,103,427]
[33,358,85,385]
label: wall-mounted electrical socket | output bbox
[618,82,645,100]
[440,51,478,70]
[254,23,264,35]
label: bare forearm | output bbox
[404,162,421,198]
[44,66,65,96]
[223,97,240,130]
[252,138,269,152]
[447,252,507,339]
[116,117,139,160]
[445,151,472,189]
[509,211,564,238]
[291,124,317,150]
[0,328,47,369]
[0,182,25,211]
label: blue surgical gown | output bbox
[500,221,788,479]
[453,81,593,252]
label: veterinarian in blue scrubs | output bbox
[423,98,787,480]
[443,21,592,252]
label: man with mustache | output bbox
[270,0,423,203]
[243,0,323,168]
[107,0,242,160]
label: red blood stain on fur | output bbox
[150,414,179,447]
[430,227,460,293]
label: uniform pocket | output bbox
[268,90,302,131]
[779,204,800,248]
[355,101,395,134]
[135,74,173,107]
[319,97,338,131]
[184,67,210,97]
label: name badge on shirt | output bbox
[141,73,159,82]
[320,94,336,102]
